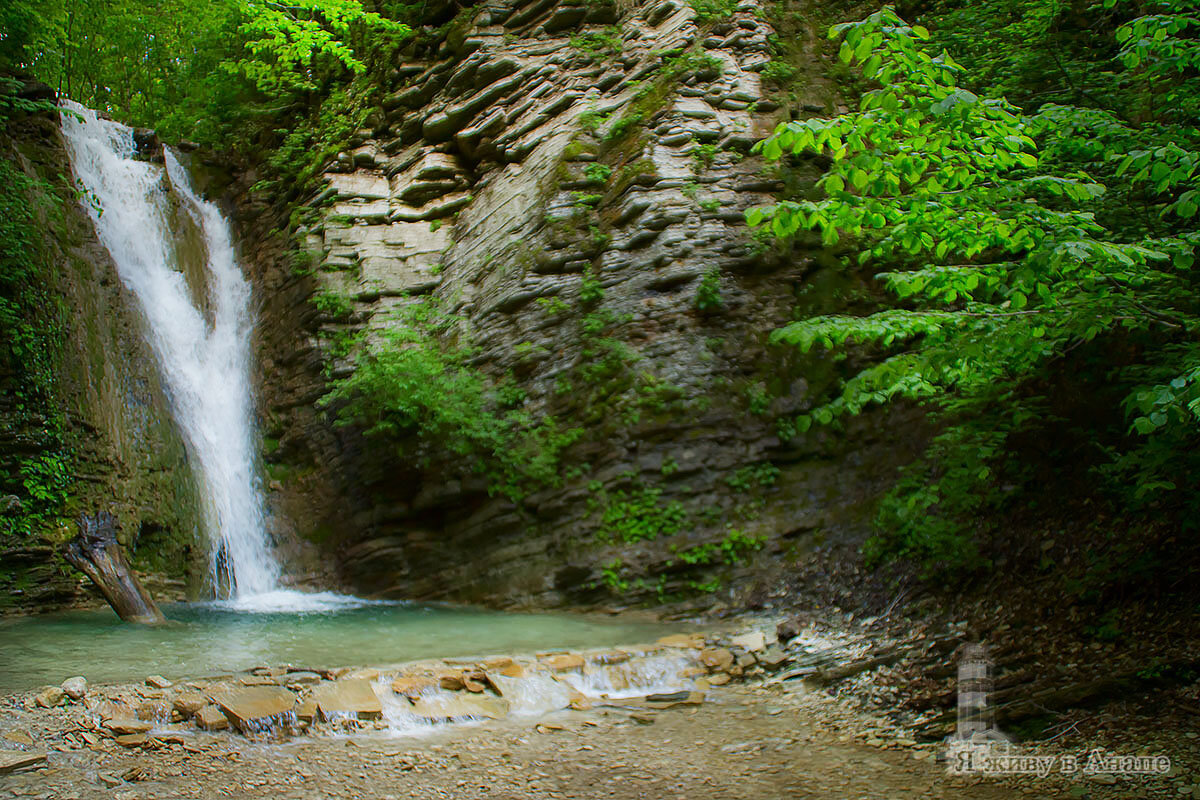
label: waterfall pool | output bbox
[0,600,683,695]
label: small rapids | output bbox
[369,651,702,738]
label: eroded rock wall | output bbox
[250,0,916,607]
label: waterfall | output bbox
[60,102,279,600]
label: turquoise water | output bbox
[0,602,678,694]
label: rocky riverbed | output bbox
[1,620,1195,799]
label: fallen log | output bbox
[63,512,165,624]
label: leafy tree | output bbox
[749,6,1199,575]
[1,0,410,147]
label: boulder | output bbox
[61,676,88,700]
[496,662,526,678]
[35,687,65,708]
[439,673,467,691]
[239,675,278,686]
[211,686,297,734]
[657,634,704,649]
[145,675,172,689]
[284,671,323,686]
[487,672,574,712]
[310,678,382,721]
[481,656,516,670]
[776,617,803,643]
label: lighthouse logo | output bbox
[944,643,1013,774]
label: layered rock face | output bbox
[252,0,915,606]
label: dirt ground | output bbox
[0,680,1043,800]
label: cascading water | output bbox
[61,102,295,605]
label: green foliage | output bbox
[536,295,570,316]
[672,528,766,566]
[571,191,602,208]
[583,163,613,184]
[694,267,724,311]
[570,27,623,61]
[321,299,582,501]
[3,0,414,211]
[579,276,605,306]
[687,0,737,24]
[760,59,799,87]
[600,558,629,592]
[312,289,353,319]
[0,159,72,538]
[691,143,718,173]
[596,487,687,543]
[749,6,1200,576]
[230,0,405,95]
[0,78,57,128]
[725,463,779,492]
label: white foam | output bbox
[207,589,386,614]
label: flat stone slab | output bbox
[194,705,229,731]
[409,694,509,722]
[211,686,296,734]
[0,750,46,774]
[311,678,382,721]
[730,631,767,652]
[104,718,154,735]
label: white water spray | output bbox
[61,102,279,600]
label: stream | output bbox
[0,601,677,694]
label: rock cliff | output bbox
[243,0,917,608]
